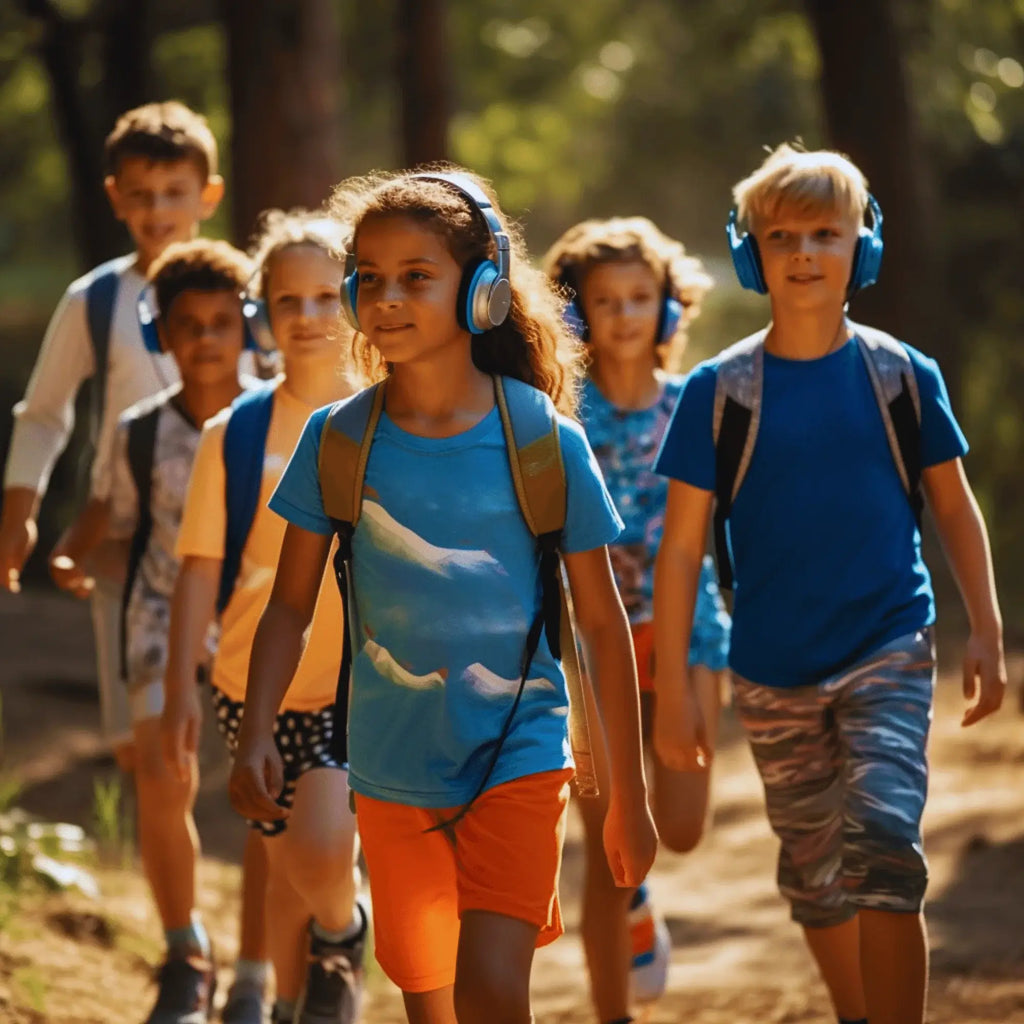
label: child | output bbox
[653,144,1006,1024]
[0,101,224,767]
[545,217,730,1021]
[230,167,658,1024]
[162,210,364,1024]
[51,239,254,1023]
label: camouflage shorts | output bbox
[733,629,935,927]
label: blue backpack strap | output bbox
[218,383,277,615]
[851,323,924,524]
[85,259,123,447]
[121,404,161,678]
[711,329,767,591]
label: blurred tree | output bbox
[396,0,449,165]
[14,0,154,267]
[221,0,344,243]
[804,0,951,376]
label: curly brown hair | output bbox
[147,238,251,320]
[328,165,585,416]
[247,207,349,297]
[104,101,218,180]
[543,216,713,372]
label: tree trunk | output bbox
[222,0,344,246]
[18,0,150,267]
[395,0,448,167]
[804,0,957,385]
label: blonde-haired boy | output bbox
[653,143,1005,1024]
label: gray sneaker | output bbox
[221,980,268,1024]
[294,901,368,1024]
[143,952,216,1024]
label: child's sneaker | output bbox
[628,883,671,1004]
[144,951,217,1024]
[294,901,368,1024]
[221,979,268,1024]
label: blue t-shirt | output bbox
[655,337,968,688]
[270,394,623,807]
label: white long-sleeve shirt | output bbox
[5,255,180,496]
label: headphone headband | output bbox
[341,171,513,335]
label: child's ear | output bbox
[104,176,126,222]
[199,175,225,220]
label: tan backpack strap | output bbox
[493,375,599,798]
[318,382,386,526]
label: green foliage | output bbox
[92,775,134,868]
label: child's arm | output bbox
[566,545,658,888]
[228,522,332,822]
[922,457,1006,726]
[48,497,112,598]
[0,488,40,593]
[652,479,716,770]
[162,555,221,779]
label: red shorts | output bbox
[355,768,573,993]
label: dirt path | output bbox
[2,590,1023,1023]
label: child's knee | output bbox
[844,830,928,913]
[453,961,529,1024]
[282,828,356,892]
[134,756,192,810]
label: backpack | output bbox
[84,258,129,449]
[712,322,923,592]
[218,382,278,614]
[316,375,599,804]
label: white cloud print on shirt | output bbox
[360,500,505,577]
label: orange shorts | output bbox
[355,767,573,993]
[632,621,656,692]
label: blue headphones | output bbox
[726,193,884,297]
[340,172,512,336]
[137,283,263,354]
[561,281,683,345]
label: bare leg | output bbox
[454,909,537,1024]
[403,986,456,1024]
[803,917,867,1022]
[262,834,310,1001]
[859,909,927,1024]
[239,829,270,961]
[133,716,199,933]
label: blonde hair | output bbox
[248,207,349,298]
[329,165,585,416]
[733,142,869,227]
[543,216,713,372]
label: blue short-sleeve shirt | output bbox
[655,336,967,688]
[271,387,623,806]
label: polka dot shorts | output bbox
[211,686,343,837]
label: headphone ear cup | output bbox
[657,296,684,345]
[341,271,361,331]
[458,258,498,335]
[848,228,883,296]
[563,297,589,341]
[731,234,768,294]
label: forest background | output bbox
[1,0,1022,630]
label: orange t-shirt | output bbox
[176,382,341,711]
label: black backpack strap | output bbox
[712,397,753,592]
[120,406,160,678]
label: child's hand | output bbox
[603,791,658,888]
[652,677,710,772]
[161,685,203,782]
[0,516,36,593]
[961,631,1006,726]
[229,727,288,823]
[48,549,95,599]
